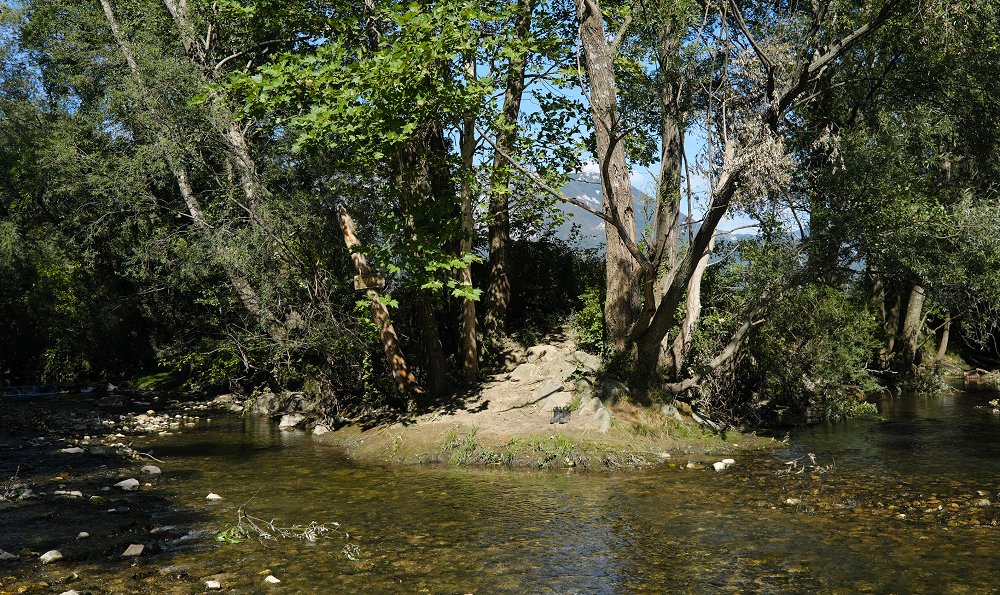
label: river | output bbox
[2,387,999,593]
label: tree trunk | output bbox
[934,313,951,364]
[575,0,640,353]
[484,0,534,345]
[898,284,926,370]
[665,235,714,376]
[458,55,479,383]
[396,122,453,396]
[415,296,449,396]
[337,206,421,397]
[881,290,902,366]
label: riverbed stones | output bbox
[114,478,139,491]
[973,498,992,507]
[721,458,736,467]
[121,544,144,557]
[39,550,63,564]
[279,413,306,430]
[58,446,85,454]
[784,498,802,506]
[0,549,15,561]
[205,580,222,590]
[265,575,281,584]
[312,423,331,436]
[77,532,89,539]
[206,493,223,501]
[595,407,612,433]
[140,465,162,475]
[712,461,727,472]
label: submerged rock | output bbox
[39,549,63,564]
[0,549,16,561]
[712,461,726,472]
[205,493,223,501]
[58,447,85,454]
[140,465,162,475]
[265,575,281,584]
[122,544,144,557]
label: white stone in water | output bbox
[39,550,63,564]
[206,493,223,501]
[55,490,84,498]
[122,544,144,557]
[140,465,161,475]
[265,575,281,584]
[77,532,89,539]
[712,461,726,472]
[784,498,802,506]
[279,413,306,430]
[59,591,80,595]
[114,478,140,491]
[312,423,331,436]
[205,581,222,590]
[0,549,16,561]
[59,447,85,454]
[721,458,736,468]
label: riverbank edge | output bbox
[308,413,784,470]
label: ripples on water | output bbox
[3,388,999,592]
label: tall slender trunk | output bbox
[458,55,479,383]
[898,284,926,370]
[484,0,534,345]
[337,206,421,397]
[575,0,640,352]
[397,123,453,396]
[99,0,282,341]
[882,290,902,365]
[934,313,951,364]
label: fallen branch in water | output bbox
[217,490,358,559]
[776,452,835,475]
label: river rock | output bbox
[140,465,162,475]
[59,446,85,454]
[509,363,539,384]
[54,490,84,498]
[206,493,223,501]
[279,413,306,430]
[312,423,332,436]
[251,392,280,416]
[40,549,63,564]
[121,544,144,557]
[785,498,802,506]
[265,575,281,584]
[205,580,222,590]
[115,478,140,491]
[659,403,685,424]
[526,344,557,363]
[721,458,736,468]
[596,379,629,402]
[77,532,89,539]
[973,498,992,507]
[712,461,727,472]
[533,378,565,402]
[98,396,122,407]
[595,407,612,433]
[60,591,80,595]
[571,350,601,373]
[0,549,15,561]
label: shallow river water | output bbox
[3,388,1000,593]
